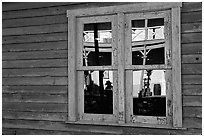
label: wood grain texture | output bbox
[3,50,67,60]
[181,2,202,13]
[181,32,202,44]
[182,96,202,107]
[3,93,67,103]
[181,64,202,75]
[3,77,67,86]
[183,117,202,128]
[3,32,67,44]
[181,22,202,33]
[182,75,202,85]
[3,59,67,68]
[183,106,202,118]
[3,41,67,52]
[181,11,202,23]
[3,102,67,112]
[182,85,202,96]
[2,111,67,121]
[3,15,67,28]
[181,43,202,55]
[3,23,67,36]
[182,54,202,64]
[3,68,67,77]
[2,85,67,94]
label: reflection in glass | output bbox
[133,70,166,116]
[84,70,113,114]
[132,20,145,41]
[147,18,164,40]
[83,22,112,66]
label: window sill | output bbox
[65,120,186,130]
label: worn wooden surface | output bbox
[2,2,202,135]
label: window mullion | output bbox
[117,13,126,123]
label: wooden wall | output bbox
[2,2,202,135]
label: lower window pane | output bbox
[133,70,166,116]
[84,70,113,114]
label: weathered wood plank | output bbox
[2,111,67,121]
[181,32,202,44]
[182,84,202,96]
[181,11,202,23]
[3,32,67,44]
[181,22,202,33]
[183,117,202,129]
[182,75,202,85]
[182,54,202,64]
[3,15,67,28]
[3,50,67,60]
[181,64,202,75]
[2,85,67,94]
[2,102,67,112]
[2,2,82,11]
[183,106,202,118]
[2,128,16,135]
[3,59,67,68]
[3,77,67,86]
[3,68,67,77]
[2,3,130,19]
[181,43,202,55]
[182,96,202,107]
[2,41,67,52]
[3,93,67,103]
[181,2,202,13]
[3,23,67,36]
[2,119,123,134]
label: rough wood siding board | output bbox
[3,102,67,112]
[3,32,67,44]
[182,75,202,85]
[181,11,202,23]
[181,43,202,55]
[181,22,202,33]
[3,93,67,103]
[3,41,67,52]
[3,77,67,86]
[182,54,202,64]
[183,118,202,128]
[182,85,202,96]
[2,111,67,121]
[183,107,202,118]
[3,59,67,68]
[3,15,67,28]
[182,96,202,107]
[3,50,67,61]
[181,2,202,13]
[2,85,67,94]
[181,32,202,44]
[3,23,67,36]
[3,68,67,77]
[2,2,85,11]
[181,64,202,75]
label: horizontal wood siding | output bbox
[2,2,202,135]
[180,2,202,132]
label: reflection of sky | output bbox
[91,71,113,88]
[133,70,166,97]
[84,31,112,43]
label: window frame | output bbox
[67,2,182,128]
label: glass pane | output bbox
[84,70,114,114]
[147,18,164,40]
[133,70,166,116]
[83,22,112,66]
[132,20,145,41]
[132,44,165,65]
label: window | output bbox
[67,3,182,128]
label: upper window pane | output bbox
[147,18,164,40]
[83,22,112,66]
[132,20,145,41]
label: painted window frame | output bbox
[67,2,182,128]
